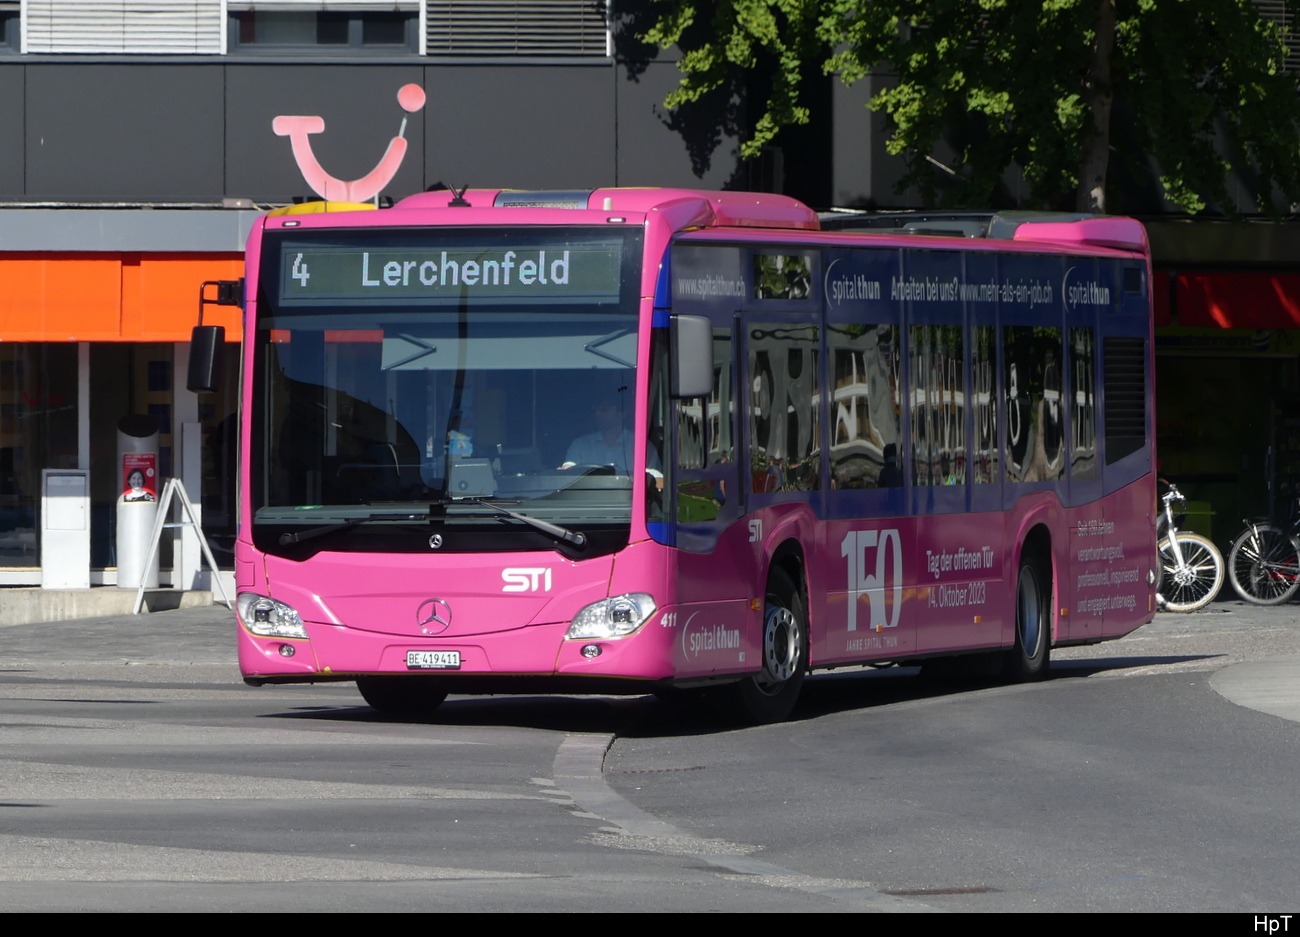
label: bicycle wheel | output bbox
[1157,533,1224,612]
[1228,524,1300,605]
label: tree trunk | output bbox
[1076,0,1117,213]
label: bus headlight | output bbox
[565,593,657,640]
[237,592,308,639]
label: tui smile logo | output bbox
[273,84,426,203]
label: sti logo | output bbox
[502,568,553,593]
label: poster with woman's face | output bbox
[122,453,157,503]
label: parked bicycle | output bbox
[1227,506,1300,605]
[1156,481,1224,612]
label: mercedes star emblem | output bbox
[416,598,452,635]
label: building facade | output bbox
[1,1,1298,586]
[0,0,775,587]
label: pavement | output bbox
[1,596,1298,724]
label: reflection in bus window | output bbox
[676,329,734,522]
[1071,327,1097,480]
[709,330,735,467]
[829,323,900,489]
[910,324,965,486]
[750,323,820,493]
[1004,326,1065,483]
[676,329,733,472]
[972,325,998,484]
[753,254,813,300]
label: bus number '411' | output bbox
[842,529,903,631]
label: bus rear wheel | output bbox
[356,676,448,717]
[725,567,807,724]
[1003,551,1050,681]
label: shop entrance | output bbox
[1156,335,1300,554]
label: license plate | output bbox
[406,650,461,670]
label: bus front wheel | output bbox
[356,676,448,717]
[1003,551,1050,681]
[726,567,807,724]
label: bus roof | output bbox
[277,188,1146,254]
[820,208,1148,253]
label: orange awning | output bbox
[0,253,244,342]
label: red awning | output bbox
[1174,272,1300,329]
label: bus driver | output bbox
[561,393,635,474]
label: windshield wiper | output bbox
[277,511,430,546]
[278,500,588,550]
[443,497,587,548]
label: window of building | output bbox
[228,8,419,54]
[0,3,19,53]
[23,0,224,54]
[426,0,611,56]
[1256,1,1300,72]
[0,344,78,569]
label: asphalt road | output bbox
[0,598,1296,912]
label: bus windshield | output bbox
[250,226,644,555]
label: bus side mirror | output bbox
[671,315,713,398]
[189,278,242,394]
[187,325,226,394]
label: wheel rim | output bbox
[1159,536,1222,610]
[1233,529,1300,602]
[757,604,801,693]
[1017,565,1043,658]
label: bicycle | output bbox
[1227,509,1300,606]
[1156,481,1224,612]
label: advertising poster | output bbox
[121,453,157,503]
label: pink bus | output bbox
[190,188,1157,723]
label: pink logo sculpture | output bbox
[273,83,427,203]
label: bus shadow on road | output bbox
[259,693,656,734]
[779,653,1224,725]
[1046,653,1222,678]
[254,651,1222,736]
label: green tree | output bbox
[643,0,1300,213]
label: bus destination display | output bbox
[278,242,623,305]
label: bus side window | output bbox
[709,329,734,468]
[910,323,966,486]
[829,323,901,489]
[972,325,999,484]
[675,328,735,523]
[749,322,820,494]
[1071,327,1097,480]
[1004,325,1065,483]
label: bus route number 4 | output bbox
[292,253,310,286]
[841,529,902,631]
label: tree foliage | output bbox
[643,0,1300,213]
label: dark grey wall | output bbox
[616,60,741,190]
[0,57,754,204]
[0,65,21,196]
[424,63,616,190]
[23,64,226,201]
[833,76,911,209]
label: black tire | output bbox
[724,567,807,724]
[356,676,448,716]
[1228,524,1300,606]
[1003,551,1050,681]
[1156,532,1224,612]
